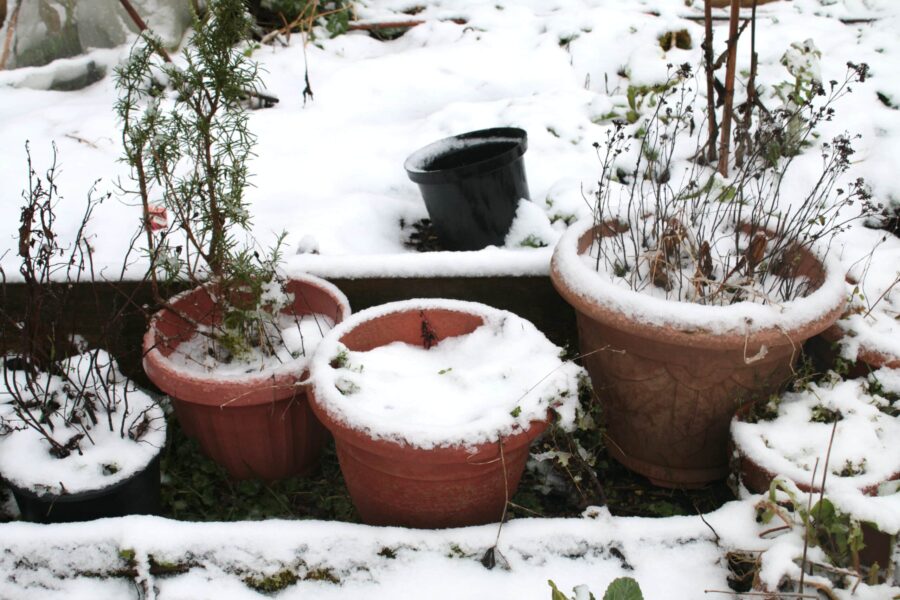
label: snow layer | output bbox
[552,219,847,335]
[0,502,751,600]
[2,0,897,289]
[0,351,166,495]
[309,299,584,448]
[0,498,893,599]
[166,313,335,377]
[731,374,900,493]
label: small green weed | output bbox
[159,416,356,522]
[244,569,299,593]
[549,576,644,600]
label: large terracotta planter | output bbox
[307,300,570,528]
[550,220,846,488]
[143,274,350,480]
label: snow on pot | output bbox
[0,350,166,523]
[550,219,847,488]
[731,370,900,496]
[404,127,531,251]
[143,273,350,481]
[815,273,900,376]
[732,369,900,576]
[307,299,583,528]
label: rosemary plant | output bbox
[116,0,291,361]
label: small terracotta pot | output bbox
[308,303,549,528]
[143,274,350,481]
[550,222,845,488]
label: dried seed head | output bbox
[649,251,672,291]
[697,240,713,279]
[745,231,767,273]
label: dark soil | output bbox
[402,218,446,252]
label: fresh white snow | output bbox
[309,299,583,448]
[731,371,900,494]
[0,351,166,495]
[0,0,898,597]
[166,312,335,376]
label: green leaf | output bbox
[603,577,643,600]
[811,498,835,522]
[548,580,571,600]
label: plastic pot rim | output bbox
[2,452,162,504]
[404,127,528,184]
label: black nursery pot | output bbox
[404,127,530,251]
[6,454,161,523]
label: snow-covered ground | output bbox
[1,0,899,598]
[1,0,898,280]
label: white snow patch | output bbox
[309,299,583,449]
[0,351,165,495]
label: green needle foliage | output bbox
[116,0,291,361]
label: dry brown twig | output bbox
[0,0,21,70]
[717,0,741,176]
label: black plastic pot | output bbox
[5,454,161,523]
[405,127,530,251]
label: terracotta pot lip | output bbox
[736,446,900,496]
[823,322,900,369]
[551,219,847,346]
[142,273,351,398]
[307,298,571,450]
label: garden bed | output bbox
[1,0,899,597]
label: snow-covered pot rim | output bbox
[143,273,351,408]
[0,395,166,495]
[4,453,161,504]
[308,298,578,452]
[551,219,847,348]
[730,379,900,497]
[821,323,900,370]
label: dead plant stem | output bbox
[702,0,718,163]
[717,0,741,176]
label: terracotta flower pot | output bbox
[731,388,900,575]
[307,300,567,528]
[550,220,846,488]
[143,274,350,481]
